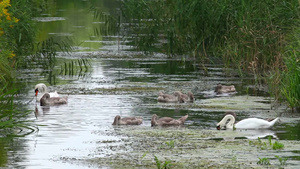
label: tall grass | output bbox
[280,31,300,112]
[121,0,300,111]
[121,0,299,65]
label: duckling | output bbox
[151,114,188,127]
[215,84,236,94]
[112,115,143,125]
[179,91,194,103]
[157,91,183,103]
[40,93,68,106]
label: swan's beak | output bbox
[35,89,38,96]
[216,125,221,130]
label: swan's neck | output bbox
[39,84,48,93]
[220,115,235,129]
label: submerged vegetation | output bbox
[120,0,300,112]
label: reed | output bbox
[121,0,300,111]
[280,41,300,112]
[60,58,91,76]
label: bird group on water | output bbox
[34,83,279,129]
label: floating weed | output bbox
[275,155,288,166]
[138,151,148,165]
[141,151,148,160]
[249,136,284,150]
[249,137,268,150]
[273,141,284,150]
[231,155,237,164]
[257,157,270,165]
[165,140,175,149]
[154,156,172,169]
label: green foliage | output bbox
[121,0,300,111]
[0,0,72,130]
[249,137,268,150]
[272,141,284,150]
[257,155,288,166]
[257,157,270,165]
[60,58,91,76]
[249,136,284,150]
[154,155,172,169]
[29,37,73,69]
[280,32,300,112]
[90,6,120,36]
[121,0,299,63]
[275,155,288,166]
[165,140,175,149]
[231,155,237,164]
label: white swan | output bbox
[216,114,279,130]
[35,83,59,101]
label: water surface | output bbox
[2,0,300,168]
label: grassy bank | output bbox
[0,0,42,133]
[120,0,300,111]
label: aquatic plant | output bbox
[249,137,268,150]
[90,6,120,37]
[249,136,284,150]
[280,35,300,112]
[275,155,288,166]
[272,141,284,150]
[165,140,175,149]
[60,58,91,76]
[154,155,172,169]
[257,157,270,165]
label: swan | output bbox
[112,115,143,125]
[151,114,188,126]
[40,93,68,106]
[216,114,279,130]
[157,91,183,103]
[35,83,59,101]
[215,84,236,94]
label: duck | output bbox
[179,91,194,103]
[35,83,59,101]
[216,112,279,130]
[40,93,68,106]
[215,84,236,94]
[151,114,188,126]
[112,115,143,125]
[157,91,183,103]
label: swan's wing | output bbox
[235,118,274,129]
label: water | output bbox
[2,0,300,168]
